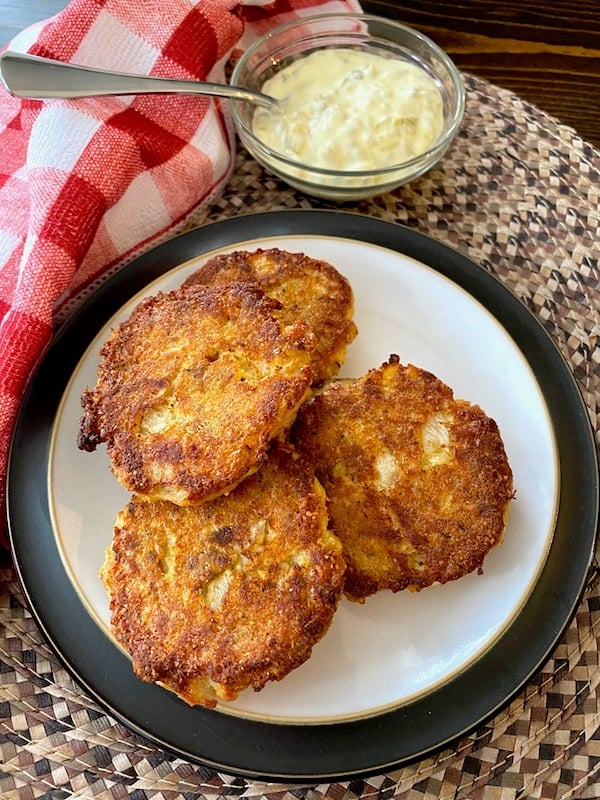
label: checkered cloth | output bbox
[0,0,361,541]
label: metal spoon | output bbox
[0,50,278,109]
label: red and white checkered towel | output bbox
[0,0,361,540]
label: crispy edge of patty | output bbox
[77,282,315,504]
[183,248,358,384]
[100,443,346,707]
[291,355,515,602]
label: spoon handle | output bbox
[0,51,276,109]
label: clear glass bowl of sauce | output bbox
[231,13,465,201]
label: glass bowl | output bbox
[230,13,465,201]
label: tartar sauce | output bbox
[252,49,444,172]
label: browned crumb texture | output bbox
[100,443,345,707]
[291,355,515,602]
[183,248,357,384]
[78,282,314,504]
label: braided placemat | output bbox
[1,73,599,800]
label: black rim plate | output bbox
[7,210,599,781]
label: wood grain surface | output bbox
[1,0,599,147]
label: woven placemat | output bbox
[1,73,599,800]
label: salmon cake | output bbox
[100,443,345,707]
[78,282,314,504]
[292,355,514,602]
[183,248,357,384]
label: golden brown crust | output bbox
[183,248,357,384]
[100,443,345,707]
[291,355,515,602]
[78,282,314,503]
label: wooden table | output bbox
[1,0,599,148]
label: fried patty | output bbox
[291,355,514,602]
[183,248,357,384]
[100,443,345,707]
[78,282,314,504]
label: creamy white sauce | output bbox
[252,48,444,173]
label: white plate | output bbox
[10,210,596,779]
[49,233,557,722]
